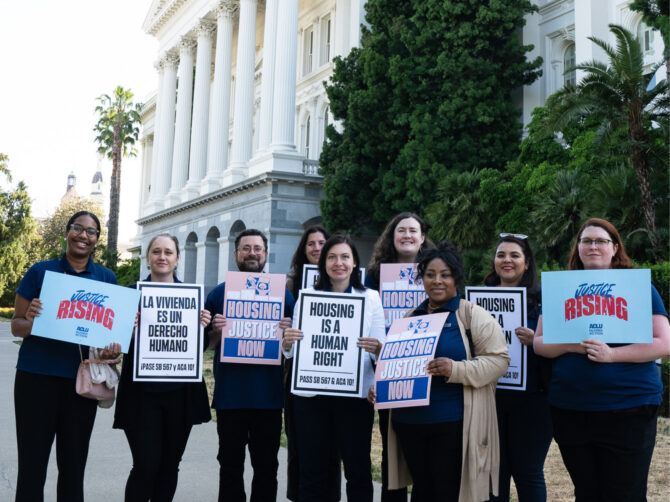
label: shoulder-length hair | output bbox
[315,235,365,291]
[567,218,633,270]
[288,225,330,296]
[368,212,433,282]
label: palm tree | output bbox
[93,86,142,267]
[546,24,668,249]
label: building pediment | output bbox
[143,0,191,36]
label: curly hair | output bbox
[416,241,464,293]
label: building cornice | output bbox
[143,0,191,37]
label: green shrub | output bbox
[0,307,14,319]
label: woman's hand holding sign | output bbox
[581,339,615,363]
[426,357,453,378]
[283,328,303,352]
[515,326,535,347]
[358,337,382,357]
[200,309,212,328]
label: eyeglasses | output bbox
[500,233,528,240]
[237,245,265,254]
[579,238,613,247]
[69,223,99,237]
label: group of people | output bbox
[11,210,670,502]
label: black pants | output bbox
[123,387,192,502]
[294,395,374,502]
[216,408,282,502]
[490,392,552,502]
[551,405,658,502]
[14,369,97,502]
[378,409,409,502]
[392,420,463,502]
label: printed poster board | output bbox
[301,264,366,290]
[379,263,426,329]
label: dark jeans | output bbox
[294,395,374,502]
[14,370,97,502]
[490,392,552,502]
[551,405,658,502]
[123,387,192,502]
[216,408,282,502]
[378,409,409,502]
[392,420,463,502]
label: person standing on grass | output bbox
[205,229,294,502]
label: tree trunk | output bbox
[108,120,122,267]
[630,121,657,250]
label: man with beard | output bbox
[205,229,295,502]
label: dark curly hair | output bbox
[416,241,464,293]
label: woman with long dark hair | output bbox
[286,225,330,298]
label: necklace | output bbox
[427,300,445,312]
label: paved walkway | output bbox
[0,320,381,501]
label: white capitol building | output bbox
[135,0,664,294]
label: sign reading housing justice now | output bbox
[374,313,446,409]
[32,271,138,352]
[292,291,366,397]
[379,263,427,329]
[541,269,652,344]
[221,271,286,365]
[134,282,204,382]
[466,287,527,391]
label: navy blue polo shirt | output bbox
[205,282,295,410]
[392,295,466,424]
[16,255,117,379]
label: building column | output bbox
[167,37,196,204]
[334,0,351,57]
[147,60,165,211]
[308,98,318,159]
[270,0,299,152]
[184,21,215,200]
[140,137,153,212]
[257,0,278,151]
[195,241,207,287]
[227,0,258,179]
[216,236,231,283]
[204,1,236,192]
[153,53,178,201]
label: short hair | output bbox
[146,233,180,259]
[315,235,365,291]
[66,211,101,235]
[568,218,633,270]
[234,229,268,251]
[416,241,465,292]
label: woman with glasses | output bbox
[372,242,510,501]
[114,234,212,502]
[485,234,552,502]
[365,212,433,502]
[283,235,385,502]
[534,218,670,501]
[11,211,121,502]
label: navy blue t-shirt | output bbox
[205,282,295,410]
[16,255,117,379]
[549,284,667,411]
[392,295,466,424]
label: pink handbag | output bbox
[76,346,115,402]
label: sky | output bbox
[0,0,158,245]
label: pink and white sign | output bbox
[379,263,427,329]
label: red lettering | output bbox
[102,309,114,330]
[56,300,69,319]
[616,298,628,321]
[601,296,614,316]
[565,298,576,321]
[582,295,594,316]
[74,300,87,319]
[91,305,104,324]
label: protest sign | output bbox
[380,263,426,329]
[542,269,652,344]
[301,264,366,291]
[134,282,203,381]
[221,271,286,365]
[291,291,366,397]
[466,287,527,390]
[374,312,447,409]
[32,271,138,352]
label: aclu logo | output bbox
[245,276,270,296]
[75,326,89,339]
[408,319,430,334]
[588,323,604,336]
[399,267,421,286]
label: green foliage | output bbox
[116,257,140,286]
[0,307,13,319]
[629,0,669,59]
[321,0,541,232]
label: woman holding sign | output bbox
[114,234,211,502]
[484,234,552,502]
[366,212,432,502]
[534,218,670,501]
[373,242,510,502]
[11,211,121,502]
[283,235,385,502]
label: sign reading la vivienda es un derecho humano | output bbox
[374,312,446,409]
[379,263,426,329]
[32,271,138,352]
[221,271,286,365]
[301,264,366,290]
[466,287,528,391]
[292,291,366,397]
[542,269,652,344]
[135,282,204,382]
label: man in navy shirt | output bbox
[206,229,294,502]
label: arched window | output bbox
[563,44,576,87]
[637,21,654,53]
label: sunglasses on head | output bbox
[499,233,528,240]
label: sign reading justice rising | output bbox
[221,271,286,365]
